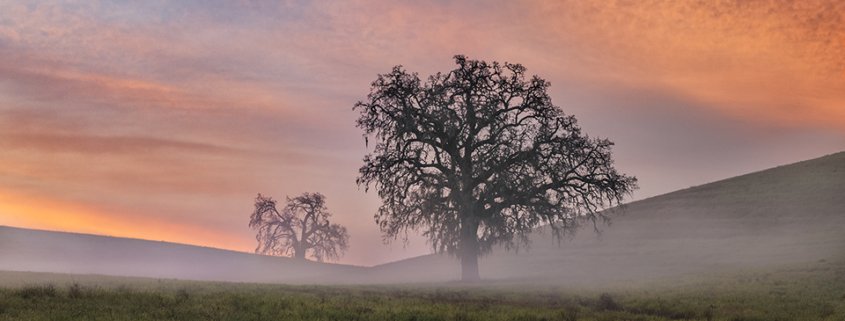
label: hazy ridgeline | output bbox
[1,152,843,285]
[0,227,364,284]
[370,151,845,284]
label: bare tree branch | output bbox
[248,192,349,262]
[355,55,637,281]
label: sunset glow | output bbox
[0,188,249,252]
[1,0,843,265]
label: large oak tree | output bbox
[249,192,349,262]
[355,56,637,281]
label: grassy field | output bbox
[0,259,843,321]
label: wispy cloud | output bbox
[0,132,242,155]
[0,0,843,265]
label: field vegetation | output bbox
[1,258,842,321]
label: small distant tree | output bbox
[249,192,349,262]
[355,55,637,281]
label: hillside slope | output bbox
[367,151,845,284]
[1,152,843,284]
[0,226,364,283]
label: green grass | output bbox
[0,259,843,321]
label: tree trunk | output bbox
[460,247,479,281]
[293,245,306,260]
[459,216,480,282]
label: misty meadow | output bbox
[1,1,844,321]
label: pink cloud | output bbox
[1,0,843,266]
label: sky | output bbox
[1,0,843,266]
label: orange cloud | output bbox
[519,0,845,130]
[1,0,842,266]
[327,1,845,130]
[0,52,289,113]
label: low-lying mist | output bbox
[1,152,843,286]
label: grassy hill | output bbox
[367,151,845,284]
[1,151,843,285]
[0,226,364,284]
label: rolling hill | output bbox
[1,151,843,284]
[366,151,845,284]
[0,226,364,284]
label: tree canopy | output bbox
[355,55,637,280]
[249,192,349,262]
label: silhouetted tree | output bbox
[355,55,637,281]
[249,192,349,262]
